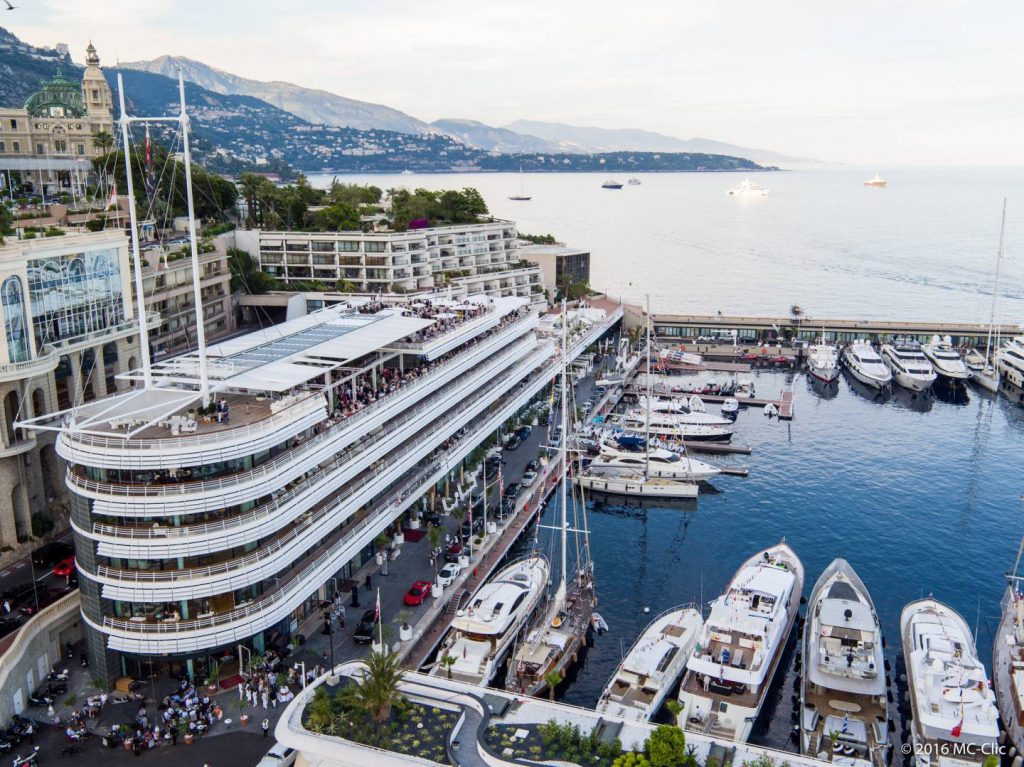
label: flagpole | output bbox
[376,587,383,651]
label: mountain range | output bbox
[118,55,815,165]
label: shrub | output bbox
[30,513,55,538]
[646,725,690,767]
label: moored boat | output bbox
[596,606,703,722]
[864,174,888,188]
[430,555,549,686]
[807,340,841,383]
[590,441,721,482]
[800,559,890,766]
[602,179,624,189]
[677,541,804,742]
[996,336,1024,404]
[901,598,999,767]
[921,335,971,384]
[842,341,892,390]
[880,338,937,392]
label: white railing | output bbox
[0,592,80,690]
[0,345,59,382]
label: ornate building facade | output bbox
[0,43,114,200]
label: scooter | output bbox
[25,692,53,708]
[48,668,69,683]
[10,746,39,767]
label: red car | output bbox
[52,556,76,578]
[403,580,432,606]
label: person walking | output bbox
[261,718,269,738]
[364,574,372,592]
[261,688,269,709]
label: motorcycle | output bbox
[47,668,69,683]
[25,693,53,708]
[10,746,39,767]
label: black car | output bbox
[460,513,484,542]
[503,482,521,499]
[424,510,443,527]
[500,496,517,518]
[353,609,380,644]
[31,541,73,568]
[1,583,38,611]
[505,435,521,451]
[525,459,540,474]
[18,588,66,616]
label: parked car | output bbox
[403,580,432,606]
[525,459,540,474]
[521,471,538,488]
[443,542,463,564]
[257,743,298,767]
[515,425,532,440]
[31,541,73,569]
[460,514,484,542]
[437,562,462,588]
[353,609,380,644]
[505,435,521,451]
[500,496,516,518]
[18,588,65,616]
[52,557,75,578]
[503,482,521,499]
[0,583,37,611]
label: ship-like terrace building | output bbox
[234,219,547,311]
[39,289,622,683]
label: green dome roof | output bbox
[23,69,86,118]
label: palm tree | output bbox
[440,654,457,680]
[92,130,114,153]
[543,669,563,702]
[305,686,334,733]
[665,699,683,726]
[356,650,404,723]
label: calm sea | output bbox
[306,169,1024,750]
[308,168,1024,324]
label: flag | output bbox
[951,718,963,738]
[462,644,467,659]
[144,125,152,168]
[374,587,381,623]
[842,714,849,733]
[107,185,117,210]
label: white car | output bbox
[257,743,297,767]
[521,470,538,488]
[437,562,462,588]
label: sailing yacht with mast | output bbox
[508,167,531,201]
[506,308,596,697]
[901,598,999,767]
[970,200,1006,393]
[677,541,804,743]
[993,530,1024,757]
[800,559,890,766]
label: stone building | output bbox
[0,43,114,200]
[0,230,141,560]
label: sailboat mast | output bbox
[985,199,1007,363]
[116,74,153,390]
[177,71,211,406]
[560,300,569,591]
[644,294,652,480]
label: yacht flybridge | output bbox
[677,541,804,743]
[901,599,999,767]
[880,338,937,392]
[807,341,840,383]
[596,606,703,723]
[921,336,971,384]
[842,342,892,390]
[430,556,548,686]
[800,559,890,767]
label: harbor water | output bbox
[527,369,1023,751]
[308,167,1024,324]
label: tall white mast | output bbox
[559,299,569,594]
[116,73,153,389]
[177,71,211,406]
[644,294,652,480]
[984,198,1007,365]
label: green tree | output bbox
[646,724,691,767]
[227,247,279,294]
[316,202,360,232]
[543,669,563,702]
[93,130,114,153]
[355,650,404,723]
[0,203,12,245]
[306,686,334,733]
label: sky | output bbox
[5,0,1024,165]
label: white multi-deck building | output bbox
[234,219,546,310]
[44,293,581,683]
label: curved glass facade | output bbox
[2,276,30,364]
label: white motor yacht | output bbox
[863,174,888,188]
[842,341,892,389]
[800,559,889,767]
[921,335,971,384]
[727,178,770,197]
[636,397,731,426]
[678,541,804,743]
[659,349,704,369]
[430,556,549,686]
[616,412,733,441]
[879,339,937,392]
[901,598,999,767]
[590,442,722,482]
[597,607,703,723]
[807,341,841,383]
[996,336,1024,403]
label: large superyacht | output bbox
[800,559,890,766]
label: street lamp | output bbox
[293,661,307,690]
[322,611,335,672]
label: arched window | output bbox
[2,277,30,364]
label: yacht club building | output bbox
[46,293,569,682]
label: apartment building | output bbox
[0,230,141,557]
[518,243,591,298]
[234,219,546,310]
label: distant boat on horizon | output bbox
[727,177,769,197]
[864,173,887,187]
[628,177,641,185]
[601,179,623,189]
[508,167,531,201]
[400,169,414,176]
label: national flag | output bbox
[374,587,381,624]
[462,644,467,659]
[144,125,152,168]
[842,713,849,733]
[107,185,117,210]
[951,717,963,738]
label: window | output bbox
[77,144,85,155]
[91,89,99,101]
[0,141,5,153]
[2,277,30,364]
[364,242,386,252]
[12,142,19,152]
[35,143,44,155]
[8,119,15,130]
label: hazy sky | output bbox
[7,0,1023,165]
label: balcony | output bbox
[0,345,59,384]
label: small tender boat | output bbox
[902,598,999,767]
[863,173,887,187]
[842,341,892,390]
[591,612,609,634]
[596,606,703,723]
[602,179,624,189]
[688,395,706,413]
[764,403,778,417]
[720,398,739,416]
